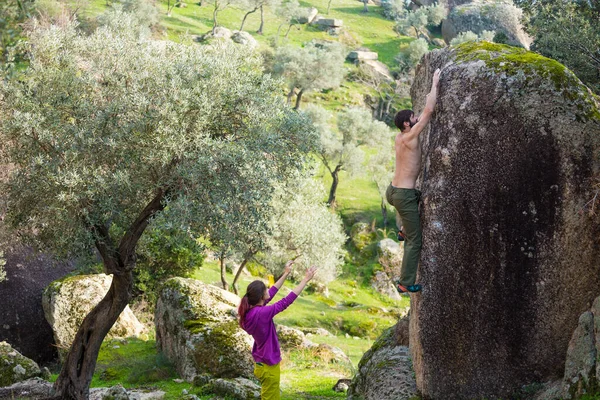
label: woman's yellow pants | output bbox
[254,362,281,400]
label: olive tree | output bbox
[275,0,310,39]
[0,13,316,399]
[206,0,243,33]
[238,0,281,32]
[525,0,600,93]
[272,41,346,109]
[262,177,346,283]
[304,105,393,206]
[394,2,447,42]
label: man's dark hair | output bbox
[395,109,414,131]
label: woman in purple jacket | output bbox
[238,260,318,400]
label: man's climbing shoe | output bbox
[396,283,422,293]
[397,230,405,242]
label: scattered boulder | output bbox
[100,384,129,400]
[377,238,404,277]
[212,27,233,39]
[333,378,352,393]
[88,386,166,400]
[231,31,258,49]
[175,1,187,7]
[371,271,401,300]
[0,377,52,399]
[347,322,416,400]
[276,325,312,349]
[407,44,600,398]
[298,7,318,24]
[42,274,146,359]
[361,60,393,82]
[0,246,75,364]
[204,377,261,400]
[155,278,254,381]
[315,18,343,29]
[442,0,533,49]
[300,327,332,337]
[347,50,378,61]
[314,344,352,367]
[0,342,41,387]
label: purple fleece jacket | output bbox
[242,285,298,365]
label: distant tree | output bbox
[352,63,410,123]
[382,0,407,21]
[366,148,394,227]
[327,0,333,14]
[262,177,346,283]
[0,13,316,398]
[449,30,496,46]
[304,105,393,206]
[395,37,428,73]
[275,0,309,38]
[206,0,241,33]
[362,0,369,13]
[239,0,281,32]
[0,0,33,75]
[525,0,599,93]
[394,2,447,43]
[272,41,346,109]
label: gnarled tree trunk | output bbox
[48,189,168,399]
[50,272,133,399]
[327,165,341,206]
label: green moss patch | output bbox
[453,41,600,122]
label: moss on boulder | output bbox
[0,341,41,387]
[347,320,415,400]
[155,278,254,381]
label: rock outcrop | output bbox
[42,274,146,359]
[406,42,600,399]
[155,278,254,381]
[348,317,416,399]
[0,246,75,363]
[442,0,533,49]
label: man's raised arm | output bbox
[409,68,441,137]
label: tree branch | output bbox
[117,187,171,269]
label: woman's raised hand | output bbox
[304,266,318,281]
[284,259,296,275]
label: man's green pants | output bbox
[386,184,422,287]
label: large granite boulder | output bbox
[0,341,41,387]
[348,317,416,399]
[42,274,146,359]
[155,278,254,381]
[0,246,75,364]
[406,43,600,399]
[442,0,533,49]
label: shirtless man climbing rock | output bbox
[386,68,441,294]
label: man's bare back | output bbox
[392,128,423,189]
[391,69,441,189]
